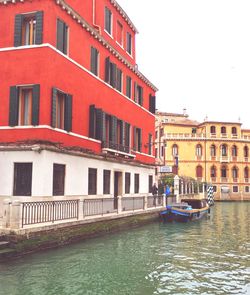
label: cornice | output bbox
[0,0,158,92]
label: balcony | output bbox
[244,178,249,183]
[220,156,230,163]
[221,177,228,183]
[231,134,238,139]
[244,157,248,162]
[210,133,216,138]
[211,177,217,182]
[102,141,135,158]
[233,178,238,183]
[231,156,238,162]
[210,156,217,161]
[221,133,228,138]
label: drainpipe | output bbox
[93,0,101,34]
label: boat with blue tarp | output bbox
[160,199,210,222]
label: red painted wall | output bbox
[0,0,156,165]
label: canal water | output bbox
[0,202,249,295]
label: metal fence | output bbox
[83,198,118,217]
[122,197,144,212]
[22,200,79,227]
[147,195,164,208]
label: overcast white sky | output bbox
[118,0,250,128]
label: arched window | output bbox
[244,167,249,179]
[172,144,178,156]
[232,127,237,135]
[196,165,203,178]
[210,145,216,157]
[232,166,238,179]
[221,126,226,135]
[196,144,202,157]
[232,145,237,157]
[244,146,249,158]
[221,144,227,156]
[210,126,216,134]
[221,165,227,178]
[210,166,216,178]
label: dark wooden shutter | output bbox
[126,76,131,98]
[57,19,65,52]
[134,82,137,102]
[121,121,125,146]
[96,108,103,141]
[116,68,122,91]
[64,94,72,132]
[9,86,19,126]
[133,127,136,150]
[139,87,144,106]
[110,63,117,88]
[51,88,57,128]
[125,123,130,148]
[35,11,43,44]
[105,57,110,83]
[91,47,96,75]
[89,105,96,138]
[32,84,40,126]
[63,23,68,54]
[111,116,117,144]
[138,128,142,152]
[14,14,23,47]
[149,95,156,114]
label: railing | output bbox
[147,195,164,208]
[122,197,144,211]
[220,156,230,162]
[83,198,117,217]
[165,133,250,141]
[166,194,177,205]
[22,200,79,227]
[102,141,131,155]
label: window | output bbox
[196,165,203,178]
[221,126,226,134]
[161,146,164,157]
[117,21,123,45]
[88,168,97,195]
[244,146,249,158]
[147,175,152,194]
[213,185,217,192]
[9,85,40,127]
[155,148,158,158]
[126,32,132,55]
[196,144,202,157]
[232,167,238,179]
[134,173,139,193]
[210,126,216,134]
[221,166,227,178]
[103,170,111,194]
[149,94,156,114]
[244,167,249,179]
[125,172,131,194]
[105,57,122,91]
[133,127,142,152]
[14,11,43,46]
[211,166,216,178]
[105,7,112,35]
[232,145,237,157]
[245,186,249,193]
[232,186,238,193]
[232,127,237,135]
[221,144,227,156]
[148,134,152,155]
[13,163,32,196]
[57,19,68,54]
[210,145,216,157]
[172,144,178,156]
[134,83,143,106]
[51,88,72,132]
[90,47,99,76]
[160,128,164,137]
[53,164,65,196]
[126,76,132,98]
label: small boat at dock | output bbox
[160,199,210,222]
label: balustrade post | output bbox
[144,195,148,210]
[10,200,22,229]
[117,195,122,214]
[174,175,180,202]
[2,199,11,228]
[79,198,84,220]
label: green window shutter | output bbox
[105,57,110,83]
[96,108,103,141]
[9,86,19,126]
[125,123,130,148]
[89,105,96,138]
[64,94,72,132]
[134,82,138,102]
[63,23,68,54]
[110,116,117,144]
[57,19,65,53]
[139,87,143,106]
[126,76,131,98]
[138,128,142,152]
[35,11,43,44]
[51,88,57,128]
[133,127,136,151]
[110,63,117,88]
[32,84,40,126]
[14,14,23,47]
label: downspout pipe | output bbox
[93,0,101,34]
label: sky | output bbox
[118,0,250,128]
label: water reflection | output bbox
[0,203,249,295]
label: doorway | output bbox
[114,171,123,209]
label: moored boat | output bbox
[160,199,210,222]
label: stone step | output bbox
[0,241,9,250]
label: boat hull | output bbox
[160,207,210,223]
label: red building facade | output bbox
[0,0,157,199]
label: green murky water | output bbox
[0,202,249,295]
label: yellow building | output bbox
[155,111,250,200]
